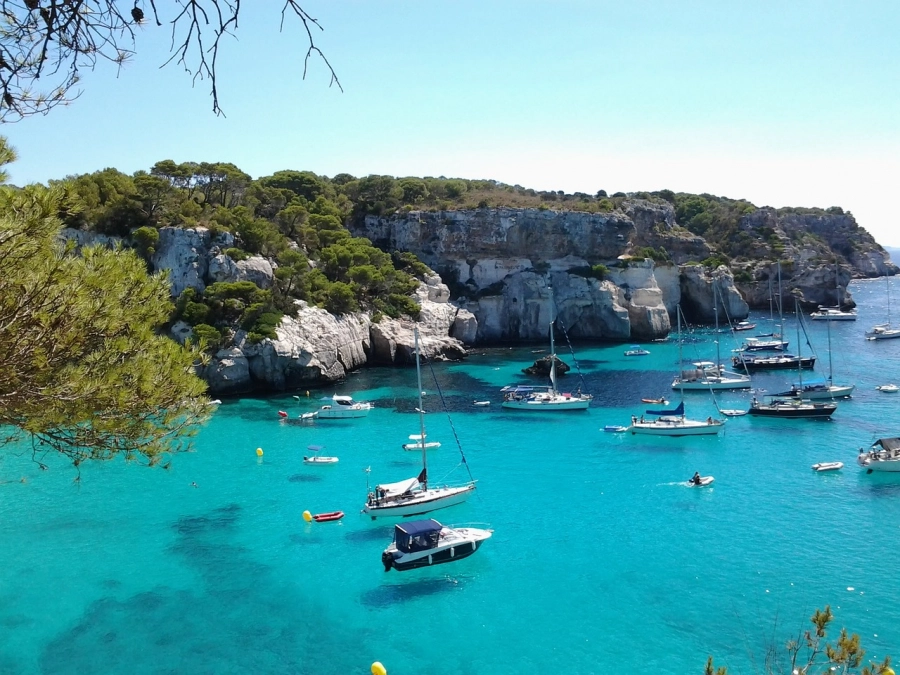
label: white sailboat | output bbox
[775,306,855,399]
[866,275,900,340]
[362,328,475,520]
[630,306,724,436]
[672,286,751,391]
[501,311,592,411]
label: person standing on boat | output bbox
[691,472,702,485]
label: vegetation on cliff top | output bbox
[30,163,873,350]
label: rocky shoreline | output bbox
[63,199,898,394]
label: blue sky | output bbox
[5,1,900,245]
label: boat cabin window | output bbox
[394,520,442,553]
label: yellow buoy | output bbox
[302,510,312,523]
[371,662,387,675]
[883,668,895,675]
[256,447,263,456]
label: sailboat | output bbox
[811,263,857,321]
[775,305,855,399]
[866,275,900,340]
[501,304,592,411]
[630,306,724,436]
[672,285,751,391]
[362,328,476,520]
[748,299,838,418]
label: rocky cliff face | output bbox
[351,205,743,341]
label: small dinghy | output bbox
[876,384,899,393]
[473,400,491,407]
[603,425,628,433]
[720,409,748,417]
[812,461,844,472]
[641,397,668,405]
[278,410,288,418]
[312,511,344,522]
[687,475,715,487]
[303,445,338,464]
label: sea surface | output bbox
[2,279,900,675]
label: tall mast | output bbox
[795,298,803,395]
[888,276,893,327]
[714,283,721,367]
[549,283,558,396]
[677,304,685,406]
[768,277,774,323]
[826,312,834,386]
[777,262,784,338]
[414,328,428,488]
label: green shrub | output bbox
[225,247,250,261]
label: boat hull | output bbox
[387,538,485,571]
[733,356,816,371]
[777,385,855,400]
[673,378,751,390]
[868,329,900,340]
[501,397,590,410]
[629,420,724,436]
[858,457,900,472]
[317,407,371,419]
[362,484,476,519]
[748,403,836,418]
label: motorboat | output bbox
[363,328,476,520]
[719,409,748,417]
[603,425,628,433]
[687,475,715,487]
[641,397,668,404]
[303,445,339,464]
[402,434,441,451]
[624,345,650,356]
[876,384,899,393]
[473,400,491,406]
[811,462,843,472]
[810,307,857,321]
[381,519,492,572]
[316,394,374,419]
[733,321,756,332]
[858,437,900,472]
[747,396,837,419]
[300,411,318,421]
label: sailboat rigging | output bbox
[362,328,476,520]
[502,287,592,410]
[402,348,441,450]
[629,306,724,436]
[866,275,900,340]
[748,299,838,418]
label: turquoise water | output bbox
[2,279,900,674]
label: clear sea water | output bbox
[2,279,900,675]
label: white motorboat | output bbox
[381,519,492,572]
[624,345,650,356]
[733,321,756,332]
[876,384,899,393]
[303,445,338,464]
[316,394,374,419]
[719,409,748,417]
[402,434,441,451]
[473,400,491,407]
[812,462,843,472]
[603,425,628,433]
[363,328,476,520]
[858,437,900,472]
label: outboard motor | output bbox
[381,551,394,572]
